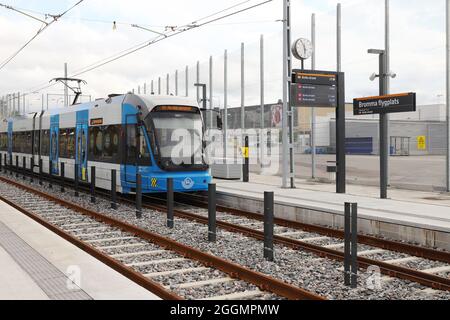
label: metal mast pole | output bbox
[385,0,391,186]
[282,0,295,188]
[175,70,178,96]
[260,34,265,165]
[311,13,316,179]
[241,42,245,140]
[64,63,68,107]
[185,66,189,97]
[337,3,342,72]
[209,56,213,127]
[379,52,388,199]
[224,50,228,160]
[196,61,200,102]
[447,0,450,192]
[166,73,170,95]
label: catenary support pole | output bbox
[209,56,213,128]
[224,50,228,159]
[446,0,450,192]
[385,0,391,186]
[311,13,316,179]
[241,42,245,141]
[260,34,265,166]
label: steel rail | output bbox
[0,176,325,301]
[142,198,450,291]
[177,194,450,264]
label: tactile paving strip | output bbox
[0,221,92,300]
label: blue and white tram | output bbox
[0,94,212,194]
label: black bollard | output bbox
[48,160,53,189]
[344,203,351,286]
[111,169,117,210]
[90,166,96,203]
[9,154,12,176]
[344,202,358,288]
[136,173,142,218]
[39,159,43,185]
[60,162,65,193]
[74,164,79,197]
[167,178,174,228]
[243,136,249,183]
[22,156,26,180]
[15,155,19,178]
[264,191,274,261]
[30,158,34,183]
[351,203,358,288]
[208,183,217,242]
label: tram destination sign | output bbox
[353,93,416,115]
[291,83,337,108]
[291,70,340,108]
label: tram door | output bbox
[124,114,138,185]
[49,119,59,175]
[76,123,88,181]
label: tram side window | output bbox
[0,133,7,151]
[67,129,75,159]
[103,126,120,162]
[41,130,50,156]
[25,131,32,154]
[59,130,67,158]
[89,126,103,161]
[138,127,151,165]
[126,124,137,164]
[33,130,39,155]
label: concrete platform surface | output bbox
[215,174,450,232]
[0,200,161,300]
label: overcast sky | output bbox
[0,0,446,111]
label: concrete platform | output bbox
[213,174,450,251]
[0,200,161,300]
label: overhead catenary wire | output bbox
[71,0,273,78]
[17,0,274,97]
[0,0,86,71]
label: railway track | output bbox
[163,193,450,291]
[2,168,450,298]
[0,176,324,301]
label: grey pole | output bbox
[41,94,44,112]
[385,0,391,186]
[185,65,189,97]
[369,50,388,199]
[337,3,342,72]
[241,42,245,139]
[196,61,200,102]
[144,83,147,94]
[175,70,178,96]
[64,63,68,107]
[17,92,20,115]
[209,56,213,127]
[311,13,316,180]
[282,0,295,188]
[138,85,141,94]
[260,34,265,166]
[151,80,154,94]
[158,77,161,95]
[447,0,450,192]
[224,50,228,159]
[166,73,170,95]
[23,94,26,114]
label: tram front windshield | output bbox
[146,109,207,171]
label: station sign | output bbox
[291,70,340,108]
[353,93,416,116]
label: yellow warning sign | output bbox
[151,178,158,188]
[241,147,249,159]
[417,136,426,150]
